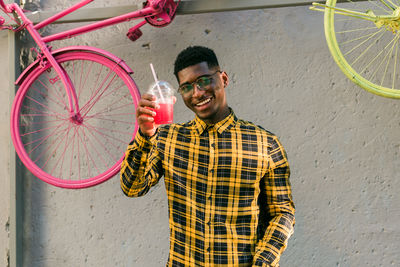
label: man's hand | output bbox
[136,93,159,137]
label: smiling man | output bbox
[120,46,295,267]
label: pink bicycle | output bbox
[0,0,180,189]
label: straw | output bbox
[150,63,165,102]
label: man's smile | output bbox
[194,96,212,107]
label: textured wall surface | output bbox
[1,0,400,266]
[0,30,10,267]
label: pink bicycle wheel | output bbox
[11,51,140,188]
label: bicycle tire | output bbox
[11,51,140,188]
[325,0,400,98]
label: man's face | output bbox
[177,62,229,124]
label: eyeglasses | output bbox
[178,70,222,96]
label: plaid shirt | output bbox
[120,110,295,267]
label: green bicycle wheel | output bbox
[325,0,400,98]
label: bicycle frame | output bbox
[39,2,160,42]
[1,0,168,118]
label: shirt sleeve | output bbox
[252,135,295,267]
[120,129,164,197]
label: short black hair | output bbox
[173,46,219,81]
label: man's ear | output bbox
[221,71,229,88]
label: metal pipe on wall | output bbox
[9,2,22,267]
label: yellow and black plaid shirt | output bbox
[120,110,295,267]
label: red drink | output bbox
[152,103,173,124]
[147,80,175,124]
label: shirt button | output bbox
[211,143,215,148]
[207,221,211,226]
[207,247,211,252]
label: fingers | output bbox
[137,94,159,119]
[136,94,159,137]
[139,94,159,109]
[137,111,154,124]
[137,106,156,120]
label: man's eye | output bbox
[197,77,210,86]
[182,85,192,92]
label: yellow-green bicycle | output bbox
[311,0,400,98]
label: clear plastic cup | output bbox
[147,80,175,124]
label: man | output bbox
[120,46,295,266]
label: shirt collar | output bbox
[192,108,237,135]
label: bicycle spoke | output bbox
[88,64,105,103]
[380,32,400,86]
[360,41,391,74]
[25,95,67,119]
[80,72,119,117]
[87,111,136,118]
[350,30,387,64]
[28,123,69,165]
[84,121,132,138]
[49,124,74,177]
[70,126,84,180]
[63,126,76,179]
[21,102,67,120]
[336,17,358,22]
[40,124,73,170]
[344,28,386,56]
[38,80,68,113]
[337,26,378,34]
[82,121,131,144]
[80,82,128,119]
[79,59,85,97]
[368,0,393,13]
[86,116,135,125]
[84,93,134,119]
[30,85,66,111]
[19,117,67,128]
[21,122,65,140]
[26,122,68,156]
[78,66,114,115]
[76,127,99,178]
[86,83,127,107]
[368,34,398,82]
[72,60,76,94]
[79,126,108,173]
[42,72,69,109]
[21,109,64,122]
[339,28,384,45]
[83,124,119,163]
[76,128,82,179]
[392,39,399,89]
[60,125,86,180]
[79,61,94,100]
[379,0,396,10]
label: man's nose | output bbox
[191,84,203,98]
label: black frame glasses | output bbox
[178,70,222,96]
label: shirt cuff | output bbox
[253,259,269,266]
[134,128,158,146]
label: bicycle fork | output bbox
[10,4,83,124]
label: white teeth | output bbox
[196,98,211,106]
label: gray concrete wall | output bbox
[1,1,400,266]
